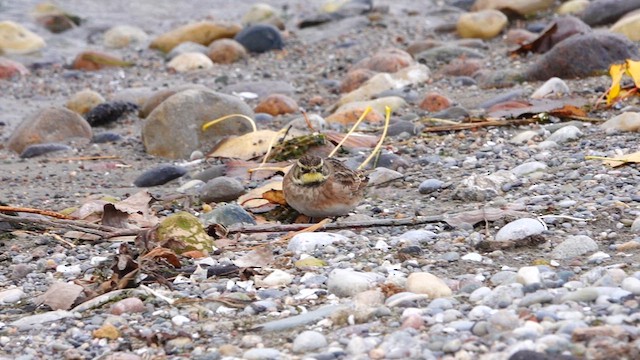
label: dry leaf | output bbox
[238,180,283,209]
[208,130,281,160]
[36,282,84,310]
[324,130,379,149]
[605,59,640,105]
[263,189,287,206]
[142,247,181,268]
[595,151,640,168]
[225,160,290,181]
[486,98,588,119]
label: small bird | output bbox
[283,154,369,218]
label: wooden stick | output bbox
[422,118,539,132]
[227,215,445,234]
[0,205,75,220]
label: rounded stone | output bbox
[234,24,284,53]
[0,20,46,54]
[8,107,92,154]
[134,164,188,187]
[418,179,445,194]
[406,272,453,298]
[254,94,298,116]
[292,331,328,353]
[207,38,247,64]
[419,92,452,112]
[141,89,254,159]
[199,176,245,203]
[104,25,148,48]
[66,89,106,115]
[457,10,508,39]
[167,52,213,72]
[494,218,546,242]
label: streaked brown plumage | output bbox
[283,155,368,218]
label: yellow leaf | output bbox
[587,151,640,167]
[606,62,626,105]
[626,59,640,89]
[207,130,279,160]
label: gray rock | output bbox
[622,276,640,295]
[546,125,583,143]
[0,288,24,304]
[551,235,598,259]
[327,269,384,297]
[495,218,546,242]
[199,176,245,203]
[234,24,284,53]
[200,203,256,227]
[292,330,328,353]
[419,179,445,194]
[20,143,72,158]
[134,164,187,187]
[142,89,254,159]
[511,161,547,177]
[581,0,640,26]
[242,348,282,360]
[287,232,346,253]
[368,167,403,186]
[452,170,517,201]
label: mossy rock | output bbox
[156,211,216,255]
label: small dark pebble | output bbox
[20,143,71,158]
[234,24,284,53]
[134,164,187,187]
[92,132,123,143]
[85,101,138,127]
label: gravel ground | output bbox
[2,1,640,359]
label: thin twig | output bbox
[228,215,445,234]
[0,205,75,220]
[48,232,77,248]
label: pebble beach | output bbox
[2,0,640,359]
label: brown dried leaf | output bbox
[324,130,380,149]
[142,247,181,268]
[225,160,290,181]
[36,282,84,310]
[486,98,588,119]
[262,189,287,206]
[102,203,130,228]
[238,180,284,209]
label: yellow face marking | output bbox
[299,172,327,185]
